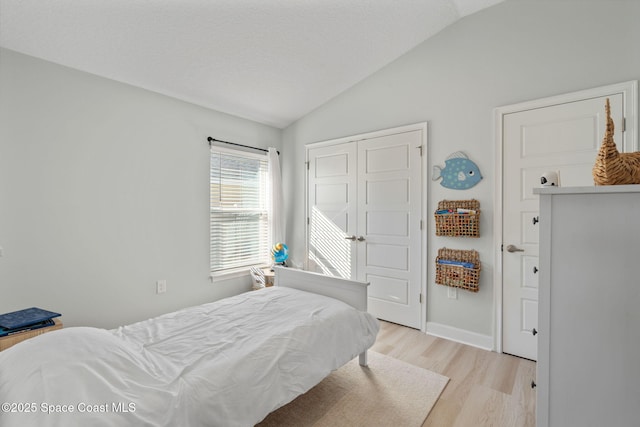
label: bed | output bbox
[0,268,379,427]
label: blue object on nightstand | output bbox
[0,307,61,330]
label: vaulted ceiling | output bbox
[0,0,504,128]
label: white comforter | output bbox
[0,287,379,427]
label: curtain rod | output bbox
[207,137,279,155]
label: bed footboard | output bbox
[274,267,372,366]
[359,352,368,367]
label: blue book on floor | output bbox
[0,307,61,330]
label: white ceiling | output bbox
[0,0,504,129]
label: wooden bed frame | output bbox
[273,267,371,366]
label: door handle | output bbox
[506,244,524,253]
[357,236,366,242]
[344,235,357,241]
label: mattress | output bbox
[0,287,379,427]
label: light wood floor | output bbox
[370,321,536,427]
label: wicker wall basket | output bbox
[435,248,481,292]
[434,200,480,237]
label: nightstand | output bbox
[0,318,63,351]
[262,268,275,286]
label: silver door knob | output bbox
[344,235,356,241]
[506,244,524,253]
[357,236,366,242]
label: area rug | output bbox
[257,351,449,427]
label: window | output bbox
[210,147,270,275]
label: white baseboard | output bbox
[426,322,494,351]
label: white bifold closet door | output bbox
[307,128,423,329]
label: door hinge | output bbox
[307,217,310,225]
[500,244,503,252]
[622,117,626,132]
[419,293,424,304]
[420,220,424,230]
[417,145,423,156]
[306,161,310,170]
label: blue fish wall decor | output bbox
[432,151,483,190]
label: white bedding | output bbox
[0,287,379,427]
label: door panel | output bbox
[366,211,409,236]
[315,183,348,204]
[366,179,409,204]
[358,130,422,329]
[315,153,349,177]
[307,143,357,279]
[502,93,625,360]
[366,243,409,270]
[365,143,410,173]
[368,275,409,304]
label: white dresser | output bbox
[534,185,640,427]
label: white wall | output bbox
[0,48,281,328]
[282,0,640,342]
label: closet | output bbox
[306,124,426,329]
[535,185,640,426]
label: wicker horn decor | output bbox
[593,98,640,185]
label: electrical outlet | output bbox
[447,287,458,299]
[156,280,167,294]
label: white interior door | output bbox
[307,126,425,329]
[502,93,626,360]
[307,142,357,279]
[357,131,423,329]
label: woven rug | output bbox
[257,351,449,427]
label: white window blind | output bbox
[210,147,270,274]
